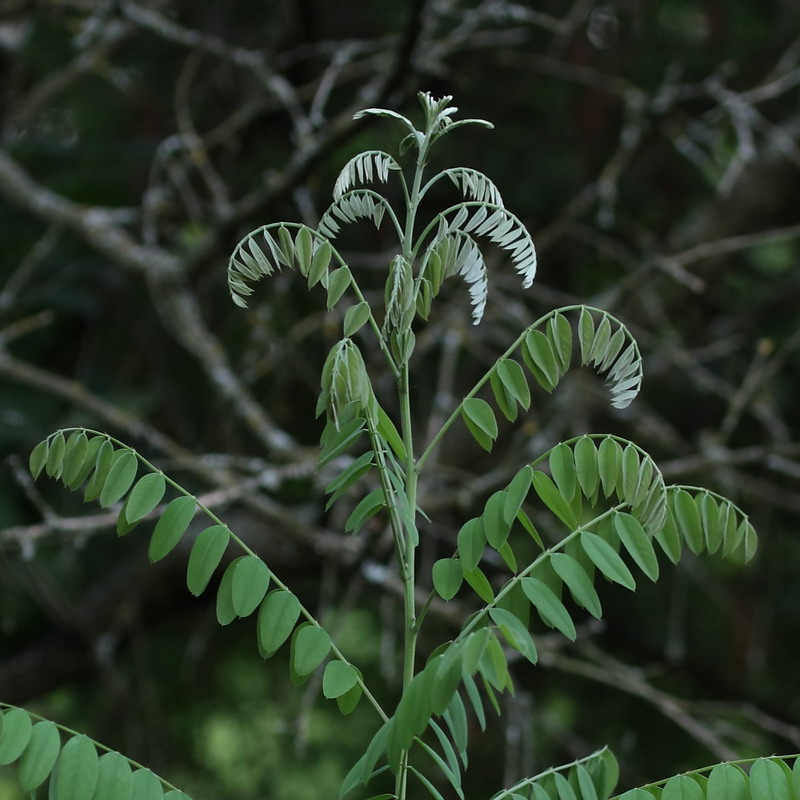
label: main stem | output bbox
[394,131,430,800]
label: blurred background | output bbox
[1,1,799,798]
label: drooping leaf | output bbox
[0,708,32,764]
[93,751,133,800]
[61,432,89,486]
[83,440,115,502]
[99,450,138,508]
[29,438,49,479]
[524,329,559,390]
[345,488,386,535]
[318,416,365,466]
[614,512,659,582]
[186,525,230,596]
[17,720,60,791]
[504,466,533,525]
[497,359,531,410]
[432,558,463,600]
[215,559,238,626]
[490,607,538,663]
[463,567,495,603]
[483,491,511,550]
[231,555,271,618]
[292,624,332,676]
[707,763,747,800]
[598,437,622,498]
[148,495,197,562]
[580,531,636,590]
[323,661,360,699]
[66,436,104,490]
[125,473,166,523]
[258,590,301,656]
[457,518,485,571]
[521,577,576,640]
[532,471,578,529]
[45,432,66,478]
[130,768,164,800]
[344,301,372,337]
[549,443,577,503]
[49,734,99,800]
[672,489,704,554]
[550,553,602,619]
[462,398,498,444]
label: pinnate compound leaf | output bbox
[0,708,32,764]
[323,661,359,699]
[130,768,164,800]
[292,624,332,676]
[707,763,747,800]
[187,525,230,596]
[580,531,636,591]
[432,558,463,600]
[258,589,301,656]
[550,553,602,619]
[148,496,196,562]
[18,720,60,791]
[99,450,138,507]
[125,473,166,523]
[93,751,132,800]
[29,439,49,479]
[231,555,270,617]
[521,577,576,640]
[614,512,659,581]
[49,734,98,800]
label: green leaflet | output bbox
[491,368,518,422]
[231,555,271,617]
[672,489,704,554]
[432,558,463,600]
[457,518,485,571]
[550,552,602,619]
[83,440,114,502]
[707,763,747,800]
[49,734,99,800]
[148,495,197,562]
[616,790,657,799]
[130,768,164,800]
[61,432,88,486]
[661,775,704,800]
[319,416,365,466]
[345,488,386,534]
[215,559,239,626]
[553,772,578,800]
[549,443,577,503]
[574,764,599,800]
[521,577,576,641]
[580,531,636,591]
[344,301,372,336]
[258,590,301,656]
[325,451,374,508]
[483,491,511,549]
[294,226,314,275]
[462,397,498,451]
[749,757,793,800]
[574,437,599,499]
[376,406,406,460]
[463,566,495,603]
[67,436,104,490]
[497,358,530,410]
[327,266,351,309]
[0,708,32,764]
[489,607,538,663]
[186,525,230,596]
[336,679,364,715]
[99,450,138,507]
[524,329,559,391]
[614,512,659,582]
[125,473,166,523]
[29,438,49,479]
[308,239,333,288]
[93,752,133,800]
[323,661,359,699]
[547,312,572,372]
[504,466,533,524]
[532,471,578,529]
[597,437,621,498]
[17,720,60,791]
[45,431,65,478]
[292,624,332,676]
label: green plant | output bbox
[3,92,796,799]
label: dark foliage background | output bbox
[1,1,799,798]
